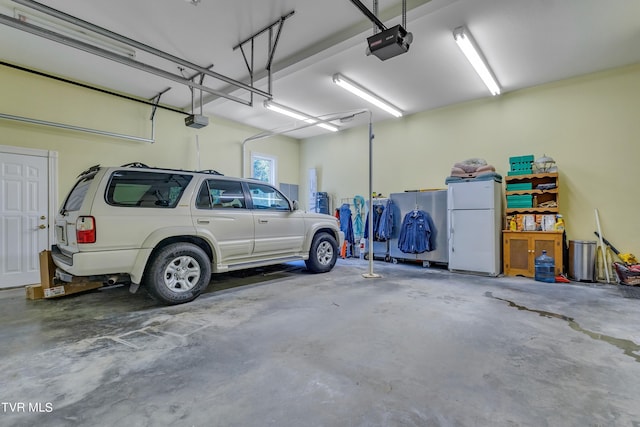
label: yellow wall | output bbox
[3,61,639,257]
[0,64,299,199]
[300,64,640,254]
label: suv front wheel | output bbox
[144,243,211,305]
[305,232,338,273]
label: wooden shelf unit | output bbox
[505,172,559,214]
[503,172,564,277]
[503,230,564,277]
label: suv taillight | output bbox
[76,216,96,244]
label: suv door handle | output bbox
[258,219,268,224]
[197,219,210,224]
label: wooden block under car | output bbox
[31,250,102,300]
[39,249,56,290]
[25,284,45,300]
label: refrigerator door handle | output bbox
[449,213,454,252]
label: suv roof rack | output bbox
[77,164,101,177]
[197,169,224,176]
[116,163,224,176]
[121,162,151,168]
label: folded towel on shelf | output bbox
[536,183,557,190]
[449,164,496,178]
[445,172,503,184]
[537,200,557,208]
[450,166,475,178]
[476,164,496,174]
[454,163,480,173]
[453,158,488,173]
[447,158,500,184]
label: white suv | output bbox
[52,164,343,305]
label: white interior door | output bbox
[0,152,49,288]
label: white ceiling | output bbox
[1,0,640,139]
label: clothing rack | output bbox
[337,196,368,257]
[366,197,392,261]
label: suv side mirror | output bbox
[291,200,299,211]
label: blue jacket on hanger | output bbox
[398,209,436,253]
[364,199,394,241]
[377,199,394,241]
[339,203,355,245]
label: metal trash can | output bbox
[568,240,597,282]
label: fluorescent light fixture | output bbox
[332,73,403,118]
[263,101,339,132]
[453,26,501,96]
[13,8,136,58]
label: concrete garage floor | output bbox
[1,259,640,427]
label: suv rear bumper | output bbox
[51,244,141,278]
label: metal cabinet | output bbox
[388,190,448,265]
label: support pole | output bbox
[363,111,381,279]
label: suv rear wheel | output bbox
[144,243,211,305]
[305,232,338,273]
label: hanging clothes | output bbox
[365,199,394,241]
[352,195,365,240]
[364,203,382,240]
[397,209,436,253]
[377,199,394,241]
[339,203,355,251]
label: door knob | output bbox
[40,215,46,220]
[38,224,47,229]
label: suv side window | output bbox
[106,171,192,208]
[247,182,290,210]
[196,179,246,209]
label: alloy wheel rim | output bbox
[317,241,333,265]
[163,255,201,292]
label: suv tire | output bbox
[305,232,338,273]
[144,243,211,305]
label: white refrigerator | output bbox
[447,180,502,276]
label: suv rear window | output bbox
[62,174,95,212]
[106,170,192,208]
[196,179,246,209]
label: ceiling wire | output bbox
[1,61,188,116]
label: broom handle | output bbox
[595,209,610,283]
[594,232,621,255]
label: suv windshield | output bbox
[106,170,192,208]
[62,174,96,212]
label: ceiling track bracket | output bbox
[349,0,408,32]
[233,10,295,101]
[181,65,213,114]
[149,87,171,121]
[349,0,387,32]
